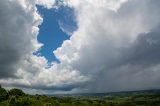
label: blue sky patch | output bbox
[36,5,77,63]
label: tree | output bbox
[9,88,25,97]
[0,87,8,102]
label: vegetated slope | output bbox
[0,85,160,106]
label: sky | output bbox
[0,0,160,94]
[37,5,76,63]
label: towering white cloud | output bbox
[54,0,160,92]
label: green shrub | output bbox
[0,87,8,102]
[9,88,25,97]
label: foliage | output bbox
[9,88,25,97]
[0,86,160,106]
[0,87,8,102]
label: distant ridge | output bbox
[47,89,160,97]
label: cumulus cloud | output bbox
[0,0,88,92]
[54,0,160,92]
[36,0,55,9]
[0,0,42,78]
[1,0,160,93]
[58,7,77,36]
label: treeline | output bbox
[1,85,160,106]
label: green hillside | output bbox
[1,85,160,106]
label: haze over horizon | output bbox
[0,0,160,94]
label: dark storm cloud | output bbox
[105,24,160,69]
[0,0,39,78]
[0,47,19,78]
[90,25,160,92]
[125,25,160,65]
[0,0,23,78]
